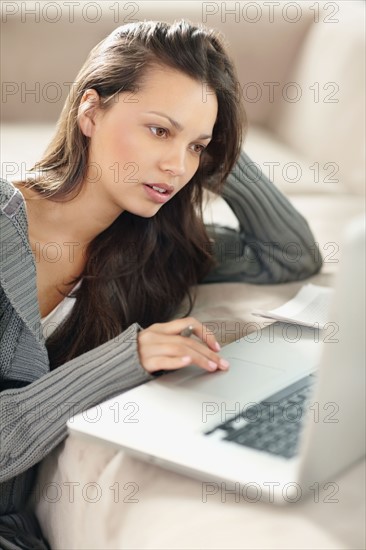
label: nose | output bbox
[159,146,187,177]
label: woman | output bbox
[0,19,322,549]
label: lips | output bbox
[143,183,174,204]
[144,183,174,194]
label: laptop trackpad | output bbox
[176,358,285,402]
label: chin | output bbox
[128,205,162,219]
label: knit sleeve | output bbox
[202,150,323,284]
[0,322,154,483]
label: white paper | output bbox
[252,284,334,329]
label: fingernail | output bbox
[208,360,217,371]
[181,356,191,364]
[214,341,221,351]
[219,359,230,369]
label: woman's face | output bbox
[81,65,218,218]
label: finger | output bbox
[139,333,229,371]
[140,343,228,373]
[190,321,222,353]
[142,355,194,373]
[139,340,219,366]
[143,354,218,374]
[178,338,230,371]
[150,317,221,352]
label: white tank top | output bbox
[40,280,82,339]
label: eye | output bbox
[191,144,206,155]
[150,126,168,138]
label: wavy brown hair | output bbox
[20,19,246,369]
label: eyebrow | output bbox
[144,110,212,140]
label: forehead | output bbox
[112,65,218,124]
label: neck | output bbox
[15,180,124,247]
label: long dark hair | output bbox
[21,19,246,369]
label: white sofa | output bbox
[1,1,365,548]
[1,1,364,250]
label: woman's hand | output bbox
[137,317,230,374]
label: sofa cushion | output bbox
[244,126,347,195]
[268,1,365,195]
[1,1,313,127]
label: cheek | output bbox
[111,129,144,166]
[186,157,201,179]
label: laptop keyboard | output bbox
[204,375,315,459]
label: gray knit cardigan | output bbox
[0,150,322,518]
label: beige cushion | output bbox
[244,126,347,195]
[268,1,366,195]
[1,1,313,125]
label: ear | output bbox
[78,89,101,138]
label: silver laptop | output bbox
[68,216,365,504]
